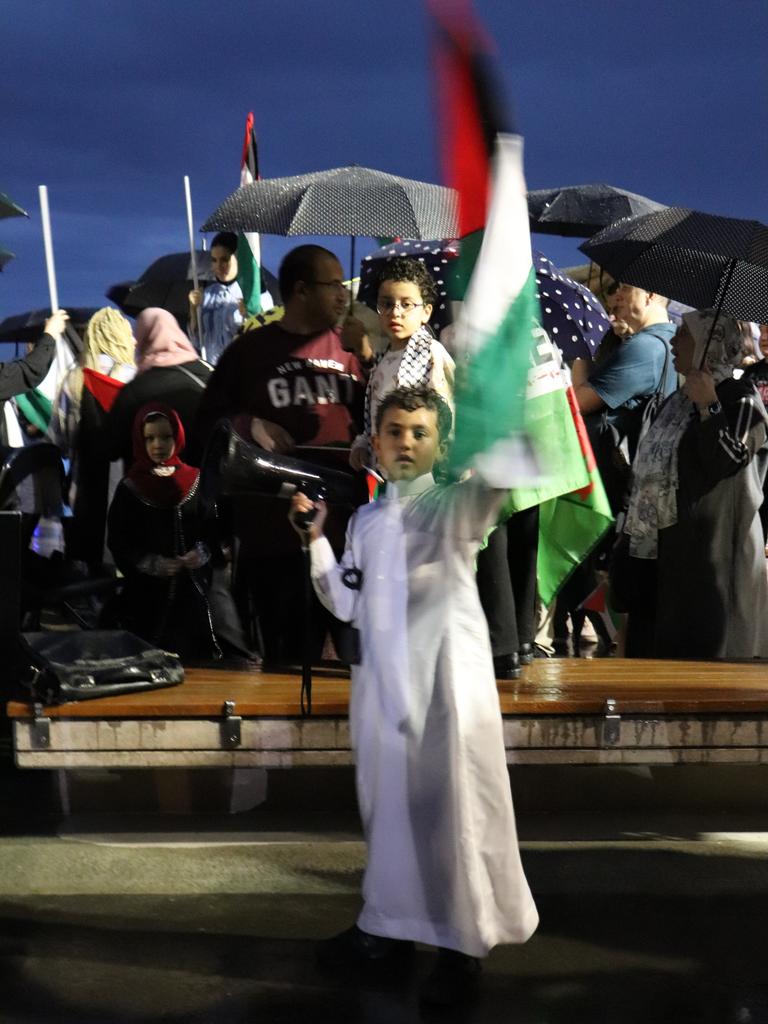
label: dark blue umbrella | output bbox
[358,238,459,333]
[533,251,610,361]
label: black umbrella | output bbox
[357,238,460,333]
[580,207,768,324]
[203,165,458,238]
[107,251,281,325]
[0,307,97,347]
[202,164,459,279]
[0,247,15,272]
[528,184,666,238]
[0,191,29,220]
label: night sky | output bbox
[2,0,767,320]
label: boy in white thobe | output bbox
[290,387,538,1004]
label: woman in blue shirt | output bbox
[188,232,244,365]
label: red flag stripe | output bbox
[240,111,259,180]
[83,368,125,412]
[430,0,511,236]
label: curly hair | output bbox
[376,256,438,309]
[375,385,452,441]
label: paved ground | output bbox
[3,754,768,1022]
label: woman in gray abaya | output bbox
[622,309,768,659]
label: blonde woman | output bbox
[53,307,136,572]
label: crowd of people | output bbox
[2,241,767,671]
[3,240,768,1004]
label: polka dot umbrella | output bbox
[357,238,459,333]
[533,250,610,361]
[357,240,610,358]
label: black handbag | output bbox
[585,414,631,515]
[18,630,184,705]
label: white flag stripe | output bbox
[240,163,261,267]
[455,133,532,352]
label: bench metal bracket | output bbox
[32,703,51,749]
[221,700,242,749]
[602,698,621,747]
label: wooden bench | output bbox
[8,658,768,769]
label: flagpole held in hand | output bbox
[184,175,206,360]
[38,185,59,313]
[349,235,356,312]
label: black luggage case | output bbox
[19,630,184,705]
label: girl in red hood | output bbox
[106,402,220,661]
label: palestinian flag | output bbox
[18,330,77,432]
[432,2,537,481]
[432,0,612,600]
[83,367,125,412]
[579,580,621,643]
[236,112,263,316]
[483,328,613,604]
[533,378,614,605]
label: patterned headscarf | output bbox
[683,308,746,383]
[624,309,745,558]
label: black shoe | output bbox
[420,948,481,1006]
[518,642,534,665]
[493,652,521,680]
[315,924,414,970]
[553,636,572,657]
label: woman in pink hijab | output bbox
[134,308,201,372]
[103,308,213,468]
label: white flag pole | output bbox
[183,176,205,359]
[38,185,59,313]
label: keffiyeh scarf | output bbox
[362,324,435,439]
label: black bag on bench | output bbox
[18,630,184,705]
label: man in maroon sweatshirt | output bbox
[197,244,367,666]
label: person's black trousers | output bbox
[476,506,539,657]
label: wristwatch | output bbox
[706,399,722,417]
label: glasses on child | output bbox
[376,299,424,315]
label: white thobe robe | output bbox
[310,472,538,957]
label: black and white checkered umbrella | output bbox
[202,165,459,239]
[581,207,768,323]
[358,238,460,333]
